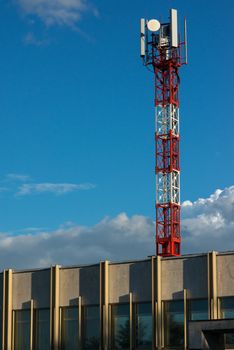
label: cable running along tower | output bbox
[140,9,187,257]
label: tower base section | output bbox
[156,203,181,256]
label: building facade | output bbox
[0,251,234,349]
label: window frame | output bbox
[219,296,234,319]
[13,309,31,350]
[163,299,184,349]
[133,301,152,350]
[60,306,79,350]
[82,304,100,350]
[110,302,130,350]
[188,298,209,321]
[33,307,50,350]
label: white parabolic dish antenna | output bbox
[147,19,161,32]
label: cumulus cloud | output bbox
[16,182,96,196]
[0,213,154,269]
[1,186,234,269]
[182,186,234,253]
[16,0,97,27]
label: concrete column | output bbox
[50,265,60,350]
[208,251,218,320]
[100,261,109,350]
[217,297,221,319]
[212,252,218,320]
[156,256,162,350]
[184,289,187,350]
[161,301,164,349]
[2,270,6,350]
[58,307,62,348]
[129,292,133,350]
[151,256,156,350]
[50,267,53,349]
[30,299,34,350]
[78,296,82,349]
[207,252,211,319]
[3,269,12,350]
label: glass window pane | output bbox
[135,303,152,349]
[61,307,79,350]
[83,306,100,349]
[111,304,130,350]
[225,333,234,348]
[164,300,184,347]
[34,309,50,350]
[14,310,30,350]
[189,299,208,321]
[220,297,234,319]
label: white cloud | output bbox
[16,0,97,27]
[6,173,31,182]
[182,186,234,252]
[0,186,234,269]
[16,182,95,196]
[0,213,154,269]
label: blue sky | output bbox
[0,0,232,267]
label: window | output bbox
[61,307,79,350]
[189,299,208,321]
[220,297,234,348]
[164,300,184,348]
[34,309,50,350]
[135,303,152,349]
[14,310,30,350]
[82,305,100,349]
[225,333,234,349]
[111,304,130,350]
[220,297,234,319]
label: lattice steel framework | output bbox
[154,54,181,256]
[141,11,187,256]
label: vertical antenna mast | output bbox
[140,9,187,257]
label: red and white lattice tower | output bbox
[140,9,187,257]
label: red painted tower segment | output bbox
[140,10,187,257]
[155,53,181,256]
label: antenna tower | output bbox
[140,9,187,256]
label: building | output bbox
[0,250,234,349]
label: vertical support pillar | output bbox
[50,268,53,349]
[50,265,60,350]
[99,263,102,350]
[78,296,82,349]
[207,252,211,319]
[151,256,156,350]
[129,292,133,350]
[184,289,187,350]
[3,269,12,350]
[30,299,34,350]
[100,261,109,350]
[11,312,14,350]
[59,307,62,349]
[161,302,164,349]
[217,297,221,319]
[2,271,6,350]
[208,251,217,320]
[212,252,218,320]
[156,256,162,350]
